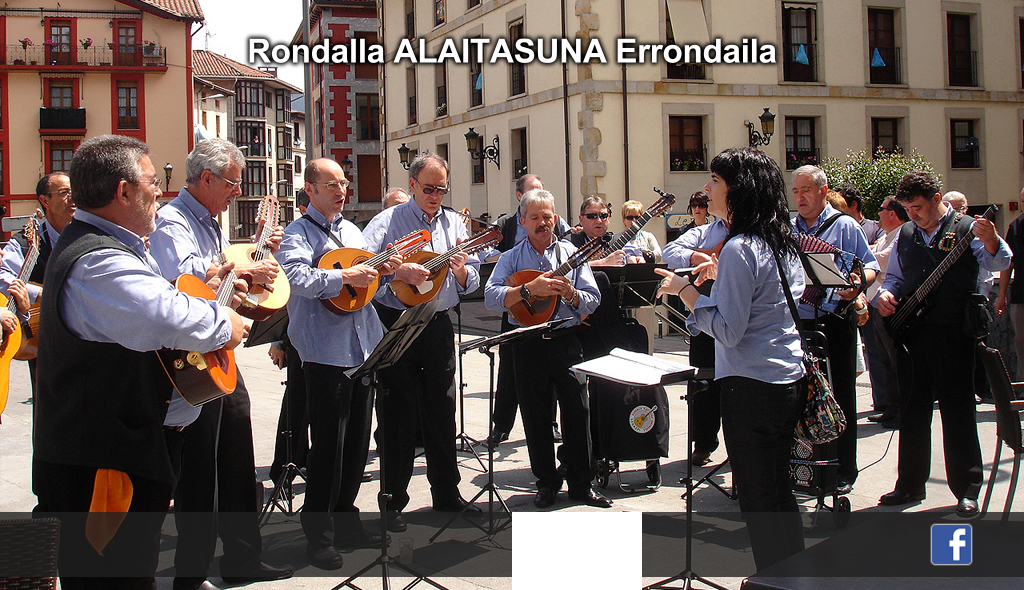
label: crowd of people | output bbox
[3,135,1017,586]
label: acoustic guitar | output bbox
[221,195,289,321]
[158,271,240,406]
[317,229,431,314]
[0,291,23,418]
[9,215,43,361]
[391,226,502,307]
[506,234,611,326]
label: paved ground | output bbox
[0,299,1020,589]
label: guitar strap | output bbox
[301,214,345,249]
[905,211,963,266]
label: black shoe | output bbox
[432,495,482,513]
[878,489,926,506]
[568,487,613,508]
[306,545,345,570]
[646,460,662,487]
[534,487,557,508]
[552,424,562,443]
[879,418,900,429]
[835,480,853,495]
[485,431,509,450]
[173,578,220,590]
[335,530,389,550]
[689,450,712,467]
[386,511,407,532]
[361,471,373,482]
[220,562,293,584]
[867,413,886,422]
[956,497,979,518]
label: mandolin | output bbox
[158,270,240,406]
[317,229,431,314]
[391,226,502,307]
[505,233,611,327]
[221,194,290,321]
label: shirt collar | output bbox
[175,187,215,223]
[798,203,839,233]
[74,210,150,259]
[307,204,345,231]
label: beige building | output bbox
[381,0,1024,242]
[0,0,202,219]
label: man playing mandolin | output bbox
[484,189,610,509]
[875,170,1010,517]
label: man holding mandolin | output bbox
[484,189,610,509]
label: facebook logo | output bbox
[931,524,972,565]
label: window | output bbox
[469,44,483,107]
[236,121,264,156]
[407,68,417,126]
[512,128,528,178]
[436,142,448,163]
[947,14,977,87]
[116,23,137,66]
[48,21,72,65]
[356,93,380,140]
[235,199,261,240]
[49,81,73,108]
[275,89,290,124]
[950,119,979,168]
[871,118,899,156]
[666,13,705,80]
[435,63,447,117]
[295,155,302,171]
[1020,19,1024,89]
[277,163,293,198]
[49,141,74,172]
[668,116,707,171]
[435,0,445,26]
[354,32,378,79]
[236,81,265,118]
[785,116,818,169]
[782,5,817,82]
[215,114,221,137]
[509,20,526,96]
[276,127,293,160]
[868,8,900,84]
[468,0,480,8]
[243,161,267,197]
[116,81,139,129]
[405,0,415,38]
[315,98,324,147]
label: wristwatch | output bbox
[519,284,531,301]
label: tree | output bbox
[821,148,939,219]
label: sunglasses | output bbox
[584,212,611,220]
[415,179,449,195]
[624,215,641,221]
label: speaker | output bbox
[790,439,838,497]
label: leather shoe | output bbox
[689,450,712,467]
[646,460,662,487]
[552,424,563,443]
[306,545,344,570]
[485,431,509,449]
[835,479,853,495]
[956,497,979,518]
[220,562,293,584]
[173,579,220,590]
[431,495,482,513]
[534,487,557,508]
[568,487,613,508]
[335,530,389,549]
[867,413,886,422]
[386,510,407,532]
[878,489,926,506]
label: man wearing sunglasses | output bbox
[362,152,482,532]
[569,196,625,266]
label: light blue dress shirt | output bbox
[275,206,384,368]
[662,219,730,269]
[0,218,59,302]
[686,235,806,384]
[362,200,480,312]
[484,237,601,328]
[880,207,1011,297]
[793,204,881,319]
[149,188,224,282]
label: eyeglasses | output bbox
[49,188,72,198]
[414,179,449,195]
[313,180,351,191]
[133,177,162,189]
[584,212,611,220]
[690,204,707,209]
[624,215,641,221]
[212,172,242,189]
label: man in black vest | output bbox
[876,170,1011,516]
[0,172,76,395]
[33,134,246,589]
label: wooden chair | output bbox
[977,344,1024,523]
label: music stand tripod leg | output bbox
[454,308,487,473]
[261,376,306,526]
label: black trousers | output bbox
[895,323,984,500]
[871,306,905,419]
[33,459,172,589]
[171,371,261,578]
[492,313,556,434]
[688,332,720,454]
[300,361,374,549]
[513,330,594,492]
[718,376,805,573]
[270,339,309,482]
[802,314,858,483]
[376,305,461,511]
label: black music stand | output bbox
[430,318,571,544]
[332,299,449,590]
[601,263,667,308]
[679,368,735,503]
[452,303,487,472]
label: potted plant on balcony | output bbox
[16,38,31,64]
[143,40,158,57]
[80,37,92,50]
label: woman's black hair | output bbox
[710,147,799,257]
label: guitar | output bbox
[604,188,676,257]
[391,226,502,307]
[158,271,240,406]
[221,195,290,321]
[317,229,431,314]
[10,216,43,361]
[884,205,996,343]
[0,291,23,417]
[505,233,612,326]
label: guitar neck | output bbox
[8,240,41,314]
[608,213,652,252]
[214,270,238,308]
[365,245,400,269]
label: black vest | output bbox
[11,224,52,285]
[34,220,175,486]
[894,213,979,326]
[496,212,519,253]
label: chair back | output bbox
[0,517,60,589]
[978,344,1024,453]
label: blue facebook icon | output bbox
[931,524,972,565]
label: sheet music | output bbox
[571,348,695,386]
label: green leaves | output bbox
[821,148,938,219]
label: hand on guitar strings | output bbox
[876,290,897,317]
[971,215,1000,253]
[255,219,285,253]
[236,258,280,286]
[380,244,403,277]
[395,262,429,286]
[341,264,379,288]
[0,308,18,335]
[449,238,469,285]
[209,262,251,310]
[8,279,30,316]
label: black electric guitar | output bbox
[884,205,996,342]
